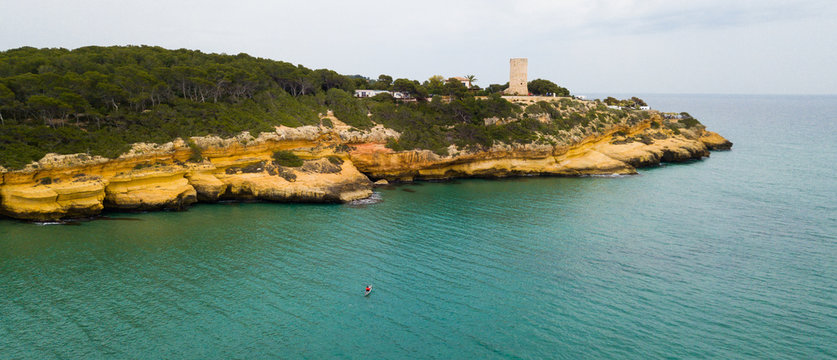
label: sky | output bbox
[1,0,835,95]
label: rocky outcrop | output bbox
[0,113,730,221]
[104,168,197,211]
[0,127,373,221]
[699,131,733,150]
[186,168,227,202]
[212,158,371,203]
[349,119,725,181]
[596,135,709,168]
[0,176,107,221]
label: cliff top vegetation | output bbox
[0,46,649,169]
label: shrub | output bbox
[275,166,297,182]
[187,139,203,162]
[272,150,303,167]
[680,117,699,128]
[635,134,654,145]
[370,93,395,102]
[334,144,351,153]
[327,156,344,165]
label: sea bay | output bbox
[1,95,835,359]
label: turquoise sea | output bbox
[1,95,835,359]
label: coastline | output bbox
[0,110,731,221]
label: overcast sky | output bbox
[1,0,835,94]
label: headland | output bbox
[0,47,731,221]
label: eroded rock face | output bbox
[186,169,227,202]
[0,128,374,220]
[349,142,640,181]
[0,177,107,221]
[700,131,734,150]
[104,169,197,211]
[350,120,729,181]
[212,158,372,203]
[596,136,709,167]
[0,115,730,221]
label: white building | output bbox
[354,90,410,99]
[639,105,650,110]
[354,90,387,98]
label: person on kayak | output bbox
[365,285,371,292]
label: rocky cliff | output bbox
[0,128,375,221]
[350,114,731,181]
[0,110,731,221]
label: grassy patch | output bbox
[272,150,303,167]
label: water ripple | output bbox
[2,95,837,359]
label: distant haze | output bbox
[1,0,835,95]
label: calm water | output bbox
[1,95,836,359]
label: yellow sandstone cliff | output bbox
[0,128,374,221]
[0,111,731,221]
[350,116,726,181]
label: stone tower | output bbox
[506,58,528,95]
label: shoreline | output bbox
[0,111,731,222]
[4,161,721,225]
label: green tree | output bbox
[444,78,468,99]
[528,79,569,96]
[58,91,90,124]
[371,74,393,90]
[392,78,428,99]
[424,75,445,95]
[631,96,647,107]
[0,83,14,124]
[486,83,508,94]
[392,78,417,94]
[27,95,72,125]
[312,69,353,93]
[350,76,370,89]
[465,75,477,89]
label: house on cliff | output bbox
[354,90,410,99]
[450,76,472,89]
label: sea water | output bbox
[1,95,835,359]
